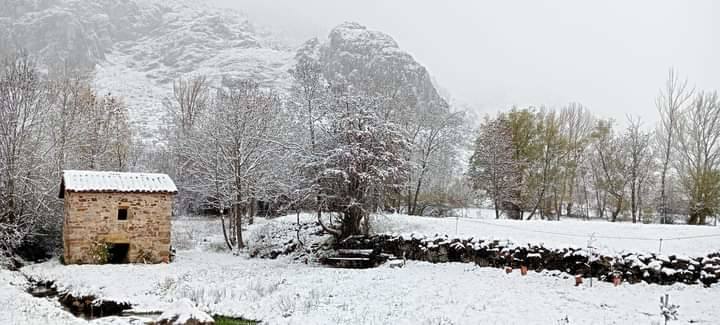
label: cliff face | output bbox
[1,2,446,140]
[298,22,447,110]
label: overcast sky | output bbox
[210,0,718,125]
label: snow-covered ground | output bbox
[4,213,720,324]
[0,269,86,325]
[374,212,720,256]
[17,252,720,324]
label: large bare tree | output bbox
[656,68,693,223]
[0,52,50,251]
[625,116,652,223]
[468,116,520,219]
[558,103,594,217]
[182,80,282,250]
[299,91,411,239]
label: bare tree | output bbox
[407,108,464,215]
[172,76,209,135]
[558,103,594,217]
[76,93,132,171]
[289,54,325,152]
[166,75,209,213]
[656,68,693,223]
[184,80,282,250]
[625,115,652,223]
[0,52,51,252]
[468,116,520,219]
[592,120,629,222]
[46,64,94,173]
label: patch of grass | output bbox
[214,315,259,325]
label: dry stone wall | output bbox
[336,234,720,287]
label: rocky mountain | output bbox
[0,0,447,142]
[298,22,447,113]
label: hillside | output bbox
[0,0,447,143]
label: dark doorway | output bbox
[108,244,129,264]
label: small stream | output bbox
[26,279,159,321]
[25,279,256,324]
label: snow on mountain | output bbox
[300,22,448,110]
[0,0,293,141]
[1,1,447,142]
[90,1,294,141]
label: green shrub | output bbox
[89,241,110,264]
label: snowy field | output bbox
[375,212,720,256]
[3,213,720,324]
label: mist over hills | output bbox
[0,0,447,141]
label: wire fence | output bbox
[456,217,720,254]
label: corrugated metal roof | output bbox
[61,170,178,194]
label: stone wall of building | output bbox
[62,191,173,264]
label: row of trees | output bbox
[2,48,714,258]
[0,47,465,255]
[163,54,466,249]
[469,69,719,225]
[0,52,134,253]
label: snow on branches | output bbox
[298,91,411,239]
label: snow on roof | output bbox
[60,170,177,196]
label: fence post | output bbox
[658,238,663,254]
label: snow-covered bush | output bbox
[172,226,197,251]
[248,278,282,298]
[156,298,214,325]
[154,276,178,296]
[247,223,276,257]
[275,293,296,318]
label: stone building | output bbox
[60,170,177,264]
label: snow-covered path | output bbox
[19,250,720,324]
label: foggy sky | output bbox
[210,0,718,125]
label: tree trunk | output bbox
[248,197,256,225]
[341,206,365,238]
[610,196,622,222]
[220,214,233,250]
[296,208,303,247]
[234,199,244,249]
[494,198,500,219]
[630,180,637,223]
[638,181,643,223]
[410,162,428,216]
[525,186,546,220]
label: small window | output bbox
[118,208,128,221]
